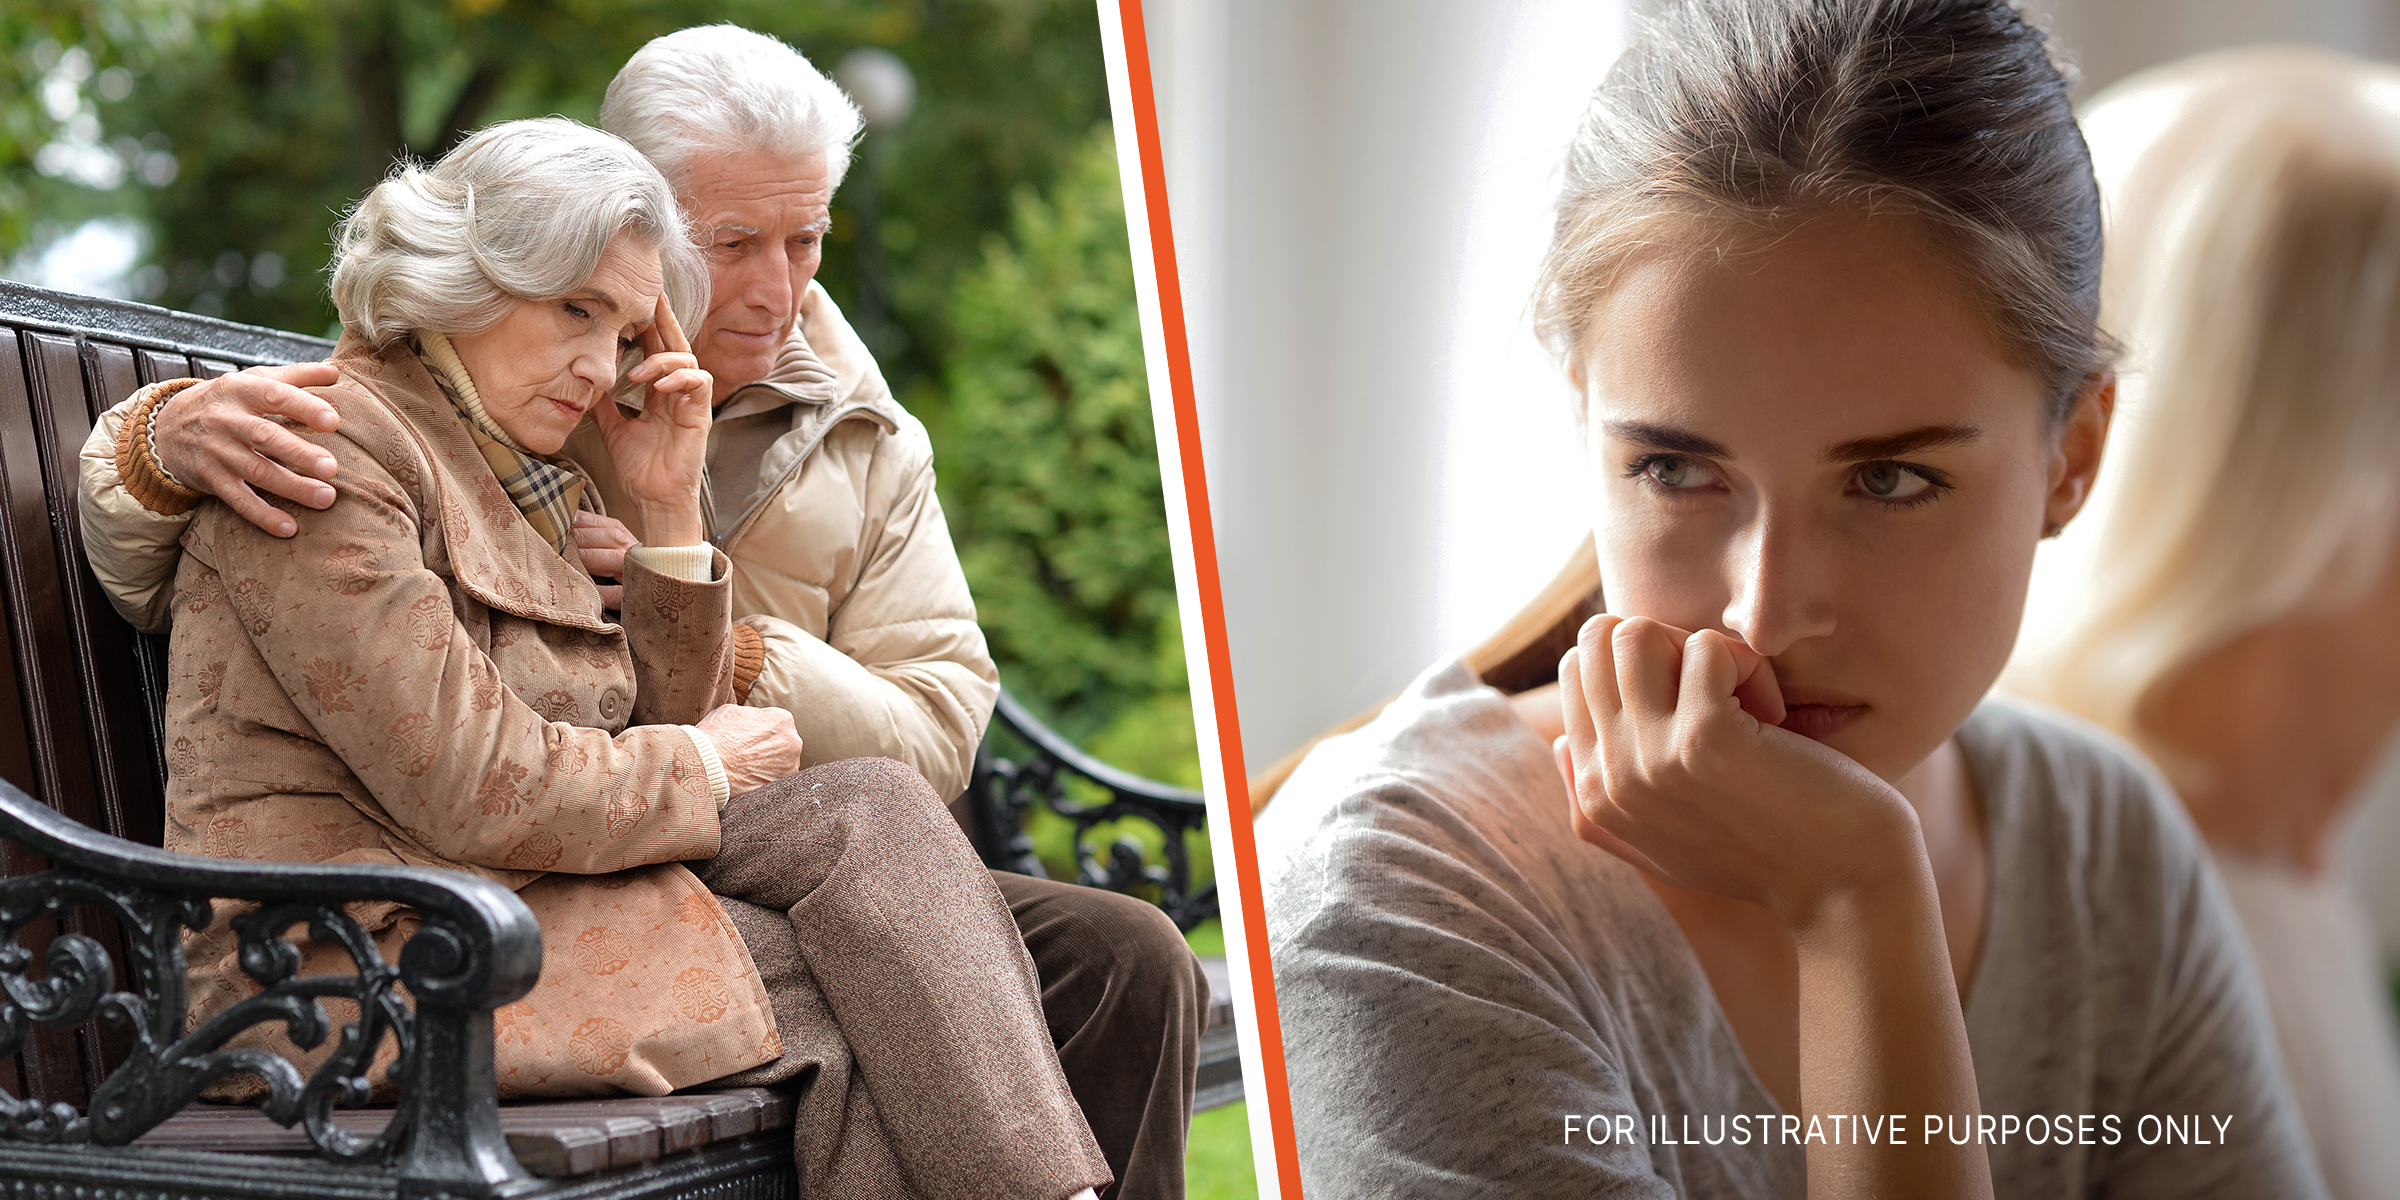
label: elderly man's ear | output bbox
[154,363,345,538]
[2042,369,2115,537]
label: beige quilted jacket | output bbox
[80,284,998,800]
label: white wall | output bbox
[1143,0,1622,767]
[1145,0,2400,770]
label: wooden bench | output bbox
[0,279,1237,1198]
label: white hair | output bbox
[2006,47,2400,787]
[599,24,865,193]
[329,117,706,347]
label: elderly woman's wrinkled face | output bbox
[1580,213,2100,785]
[449,233,665,455]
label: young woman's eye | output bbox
[1853,461,1947,504]
[1626,454,1720,491]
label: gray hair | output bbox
[329,117,706,347]
[600,24,864,194]
[1535,0,2112,423]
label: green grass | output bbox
[1184,917,1224,958]
[1186,1101,1257,1200]
[1184,923,1253,1197]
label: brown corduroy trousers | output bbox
[989,870,1210,1200]
[690,757,1113,1200]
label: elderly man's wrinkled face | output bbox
[448,234,664,455]
[678,148,832,395]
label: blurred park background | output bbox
[1,1,1246,1194]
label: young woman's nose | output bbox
[1719,517,1837,657]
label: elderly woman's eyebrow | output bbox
[1601,419,1734,459]
[568,286,631,318]
[1822,424,1982,462]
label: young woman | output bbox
[1251,1,2323,1196]
[2005,48,2400,1200]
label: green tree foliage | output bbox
[1,0,1110,402]
[931,126,1182,742]
[932,125,1206,883]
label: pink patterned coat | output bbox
[162,336,779,1097]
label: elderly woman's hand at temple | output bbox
[594,295,713,546]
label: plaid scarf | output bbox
[412,332,587,559]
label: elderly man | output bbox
[77,25,1205,1200]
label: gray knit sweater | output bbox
[1256,660,2325,1199]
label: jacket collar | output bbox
[716,320,842,421]
[331,335,615,632]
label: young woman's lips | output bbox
[1774,686,1869,743]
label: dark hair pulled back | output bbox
[1534,0,2112,418]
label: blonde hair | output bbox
[2005,48,2400,788]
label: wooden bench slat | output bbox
[17,331,166,1094]
[507,1122,613,1177]
[69,338,168,854]
[0,333,49,820]
[134,347,187,389]
[0,333,100,820]
[0,330,103,1111]
[135,1088,797,1178]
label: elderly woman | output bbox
[114,118,1109,1200]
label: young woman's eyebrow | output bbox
[1600,419,1734,458]
[1822,423,1982,463]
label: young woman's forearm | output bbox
[1788,868,1992,1200]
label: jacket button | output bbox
[599,689,623,720]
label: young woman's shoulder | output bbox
[1960,695,2211,901]
[1254,660,1793,1197]
[1256,659,1625,940]
[1960,697,2323,1199]
[1959,694,2235,1000]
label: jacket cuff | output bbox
[626,543,717,583]
[680,725,732,811]
[730,622,766,705]
[115,379,208,516]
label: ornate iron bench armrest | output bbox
[967,688,1217,931]
[0,778,543,1198]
